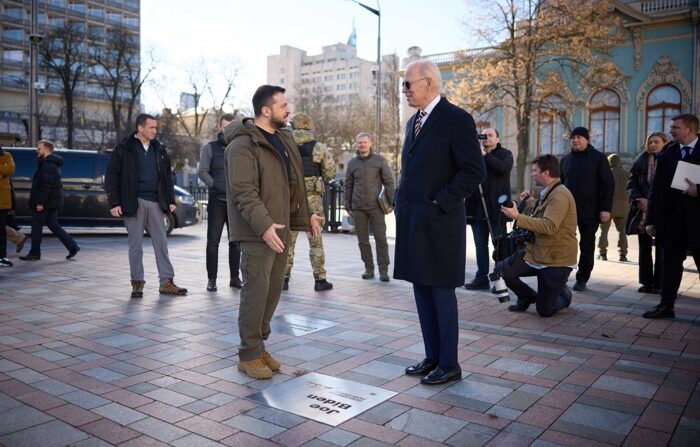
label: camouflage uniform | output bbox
[285,114,336,281]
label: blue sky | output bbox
[140,0,473,113]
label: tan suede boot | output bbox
[238,358,273,379]
[261,351,281,371]
[131,280,145,298]
[159,279,187,295]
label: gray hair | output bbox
[355,132,372,141]
[405,59,442,91]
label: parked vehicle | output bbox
[4,147,200,235]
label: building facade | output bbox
[0,0,140,147]
[267,42,387,107]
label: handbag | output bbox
[625,201,642,235]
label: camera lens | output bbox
[493,278,510,303]
[497,194,513,208]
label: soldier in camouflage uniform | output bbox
[284,113,337,292]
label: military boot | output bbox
[314,279,333,291]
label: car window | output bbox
[57,152,95,183]
[6,149,36,181]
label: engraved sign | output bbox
[247,372,397,426]
[271,314,339,336]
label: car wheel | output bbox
[145,213,175,237]
[164,213,175,236]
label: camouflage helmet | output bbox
[290,112,313,130]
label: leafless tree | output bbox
[41,22,88,147]
[90,26,154,140]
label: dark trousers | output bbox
[206,198,240,281]
[638,232,663,289]
[28,208,77,256]
[660,237,700,308]
[413,284,458,369]
[500,253,572,317]
[576,223,598,282]
[0,209,7,258]
[470,218,506,282]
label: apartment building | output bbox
[0,0,140,147]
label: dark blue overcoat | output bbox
[393,97,486,287]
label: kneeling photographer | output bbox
[497,154,578,317]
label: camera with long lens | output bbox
[489,270,510,302]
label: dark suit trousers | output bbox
[638,233,663,289]
[412,284,458,369]
[660,236,700,308]
[501,253,572,317]
[29,208,77,256]
[206,198,241,281]
[576,223,598,282]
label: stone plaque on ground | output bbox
[271,314,339,336]
[247,372,397,426]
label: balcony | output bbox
[627,0,693,15]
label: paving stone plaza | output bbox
[1,224,699,446]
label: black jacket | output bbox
[647,140,700,248]
[105,133,176,217]
[560,144,614,224]
[627,151,654,201]
[466,143,513,225]
[28,153,64,209]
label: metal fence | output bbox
[189,181,347,233]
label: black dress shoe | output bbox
[638,285,661,294]
[643,304,675,319]
[597,254,607,261]
[619,255,628,262]
[573,281,587,291]
[230,277,243,289]
[508,300,532,312]
[19,253,40,261]
[207,279,217,292]
[421,366,462,385]
[66,246,80,259]
[405,359,437,376]
[464,279,490,290]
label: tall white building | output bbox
[267,42,384,106]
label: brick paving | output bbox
[0,223,699,446]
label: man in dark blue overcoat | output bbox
[394,59,486,385]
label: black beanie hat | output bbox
[570,127,589,140]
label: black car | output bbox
[5,147,200,235]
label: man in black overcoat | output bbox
[394,59,486,385]
[644,113,700,319]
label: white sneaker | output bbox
[0,258,13,267]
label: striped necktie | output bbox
[681,145,692,160]
[413,110,426,138]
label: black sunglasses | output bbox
[402,77,428,90]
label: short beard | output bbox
[271,116,287,129]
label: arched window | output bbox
[537,96,567,155]
[589,89,620,152]
[646,84,681,135]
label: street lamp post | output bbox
[28,0,42,146]
[349,0,381,152]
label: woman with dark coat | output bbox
[627,132,667,293]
